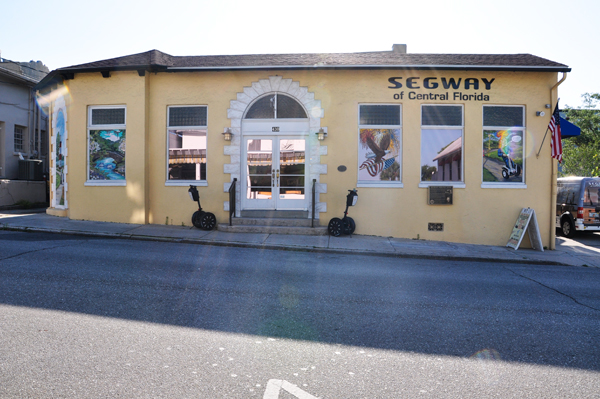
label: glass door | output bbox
[242,137,307,210]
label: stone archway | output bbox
[223,76,327,218]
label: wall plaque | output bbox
[428,186,453,205]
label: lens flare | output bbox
[37,85,71,117]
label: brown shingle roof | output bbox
[36,49,570,89]
[63,49,569,70]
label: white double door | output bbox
[242,135,308,210]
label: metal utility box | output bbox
[18,160,44,181]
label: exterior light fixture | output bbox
[536,111,545,117]
[222,128,233,141]
[316,128,327,141]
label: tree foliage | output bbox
[559,93,600,177]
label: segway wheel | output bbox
[516,164,522,177]
[343,217,356,235]
[200,212,217,231]
[328,217,343,237]
[501,169,509,180]
[192,211,203,229]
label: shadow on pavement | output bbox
[1,230,599,373]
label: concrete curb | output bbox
[3,225,573,267]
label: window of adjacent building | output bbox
[166,106,207,185]
[14,125,25,153]
[482,105,525,187]
[86,106,126,185]
[420,105,463,185]
[357,104,402,187]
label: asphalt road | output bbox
[1,231,599,398]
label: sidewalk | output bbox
[1,209,599,268]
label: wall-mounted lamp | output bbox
[222,128,233,141]
[545,104,552,109]
[316,128,327,141]
[536,111,546,117]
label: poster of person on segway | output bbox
[482,129,524,183]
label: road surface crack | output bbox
[504,266,600,312]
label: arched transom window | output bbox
[245,93,308,119]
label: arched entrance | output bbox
[242,93,309,210]
[225,77,327,217]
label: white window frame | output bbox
[357,104,403,188]
[419,104,465,188]
[165,105,208,187]
[14,125,25,154]
[85,105,127,186]
[481,105,526,189]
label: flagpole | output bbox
[536,99,560,159]
[536,126,550,158]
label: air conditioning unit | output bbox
[18,159,43,181]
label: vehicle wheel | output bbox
[200,212,217,231]
[342,217,356,235]
[328,217,343,237]
[516,164,522,177]
[502,168,509,180]
[561,217,576,238]
[192,211,203,229]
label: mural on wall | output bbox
[88,130,126,180]
[482,130,523,183]
[52,95,67,208]
[358,129,401,182]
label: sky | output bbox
[1,0,598,109]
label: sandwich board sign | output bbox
[507,208,544,251]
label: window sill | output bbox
[85,180,126,187]
[357,182,403,188]
[481,183,527,189]
[419,182,465,189]
[165,180,208,187]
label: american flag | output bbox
[549,103,562,163]
[360,157,396,177]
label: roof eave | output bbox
[0,66,40,86]
[34,62,571,90]
[167,64,571,72]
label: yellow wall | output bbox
[51,68,560,247]
[64,71,148,224]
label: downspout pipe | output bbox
[549,72,567,250]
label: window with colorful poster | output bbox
[357,104,402,187]
[86,106,126,185]
[482,105,525,186]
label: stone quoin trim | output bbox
[223,76,327,218]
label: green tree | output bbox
[421,164,437,181]
[560,93,600,177]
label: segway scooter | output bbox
[498,149,522,180]
[328,189,358,237]
[188,185,217,230]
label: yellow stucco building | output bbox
[36,45,570,248]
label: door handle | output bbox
[276,169,280,187]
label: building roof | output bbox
[433,137,462,161]
[36,48,571,89]
[0,64,41,87]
